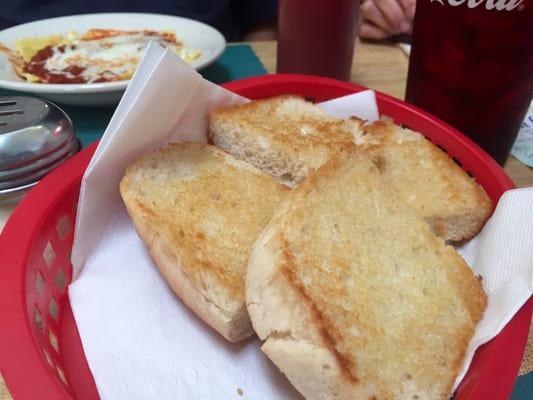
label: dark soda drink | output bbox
[277,0,360,81]
[405,0,533,165]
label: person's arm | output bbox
[359,0,416,40]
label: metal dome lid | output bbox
[0,97,79,200]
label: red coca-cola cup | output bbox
[277,0,361,81]
[405,0,533,165]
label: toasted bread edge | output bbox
[246,149,487,399]
[120,161,253,342]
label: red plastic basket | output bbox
[0,74,531,400]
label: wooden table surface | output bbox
[1,39,531,400]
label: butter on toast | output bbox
[208,95,363,187]
[359,120,492,242]
[120,143,288,341]
[246,146,487,399]
[209,97,492,241]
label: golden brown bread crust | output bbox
[280,250,358,384]
[211,95,357,150]
[210,97,492,241]
[123,196,253,341]
[360,120,493,242]
[247,145,487,399]
[120,143,288,341]
[209,95,363,186]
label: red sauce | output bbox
[29,45,53,63]
[22,30,174,84]
[143,30,178,43]
[24,45,90,83]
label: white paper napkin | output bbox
[319,90,378,121]
[70,44,533,399]
[398,42,411,56]
[511,101,533,167]
[454,187,533,389]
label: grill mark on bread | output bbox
[246,148,487,398]
[280,244,358,384]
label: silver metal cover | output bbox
[0,96,78,197]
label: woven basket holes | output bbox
[452,157,463,168]
[34,307,45,334]
[54,268,67,293]
[42,348,53,368]
[35,270,45,297]
[48,328,59,353]
[56,215,72,241]
[56,365,68,387]
[49,297,59,321]
[43,241,56,269]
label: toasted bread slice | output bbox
[208,95,363,186]
[209,97,491,241]
[246,146,487,399]
[359,120,492,241]
[120,143,288,341]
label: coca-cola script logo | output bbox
[430,0,524,10]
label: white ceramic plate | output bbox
[0,13,226,106]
